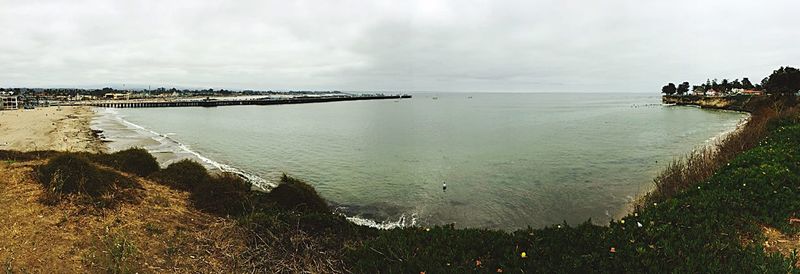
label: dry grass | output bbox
[0,160,247,273]
[762,225,800,268]
[642,97,799,207]
[239,224,349,273]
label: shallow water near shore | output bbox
[94,93,746,230]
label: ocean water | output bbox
[92,93,747,230]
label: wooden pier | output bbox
[65,95,412,108]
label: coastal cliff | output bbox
[661,95,762,111]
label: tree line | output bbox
[662,66,800,96]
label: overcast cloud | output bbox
[1,0,798,92]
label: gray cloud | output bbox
[1,0,798,92]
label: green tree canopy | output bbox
[764,66,800,95]
[677,82,690,95]
[741,77,754,89]
[661,83,677,96]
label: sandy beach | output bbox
[0,106,104,153]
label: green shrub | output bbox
[38,154,111,196]
[267,174,329,213]
[149,159,209,190]
[150,160,262,216]
[37,154,99,195]
[36,154,140,207]
[190,172,253,216]
[109,148,160,177]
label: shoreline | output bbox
[92,107,412,228]
[92,107,275,191]
[615,106,752,220]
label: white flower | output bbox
[637,222,643,228]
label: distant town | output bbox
[661,66,800,97]
[0,87,406,110]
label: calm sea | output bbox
[92,93,747,230]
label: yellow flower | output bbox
[521,252,527,258]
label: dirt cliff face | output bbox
[662,95,759,111]
[698,97,735,109]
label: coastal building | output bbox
[104,93,130,100]
[740,89,763,96]
[692,87,706,96]
[1,96,19,110]
[72,94,98,101]
[705,89,721,97]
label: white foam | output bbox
[344,213,418,230]
[95,107,275,191]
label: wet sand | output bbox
[0,106,105,153]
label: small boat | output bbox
[432,97,439,100]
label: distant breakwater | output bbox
[63,94,412,108]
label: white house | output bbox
[1,96,19,110]
[705,89,721,97]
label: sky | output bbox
[0,0,798,92]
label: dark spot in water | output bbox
[448,200,467,206]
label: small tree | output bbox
[661,83,677,96]
[741,77,754,89]
[763,66,800,95]
[677,82,690,96]
[720,79,730,94]
[731,79,742,90]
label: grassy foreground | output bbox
[2,99,800,272]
